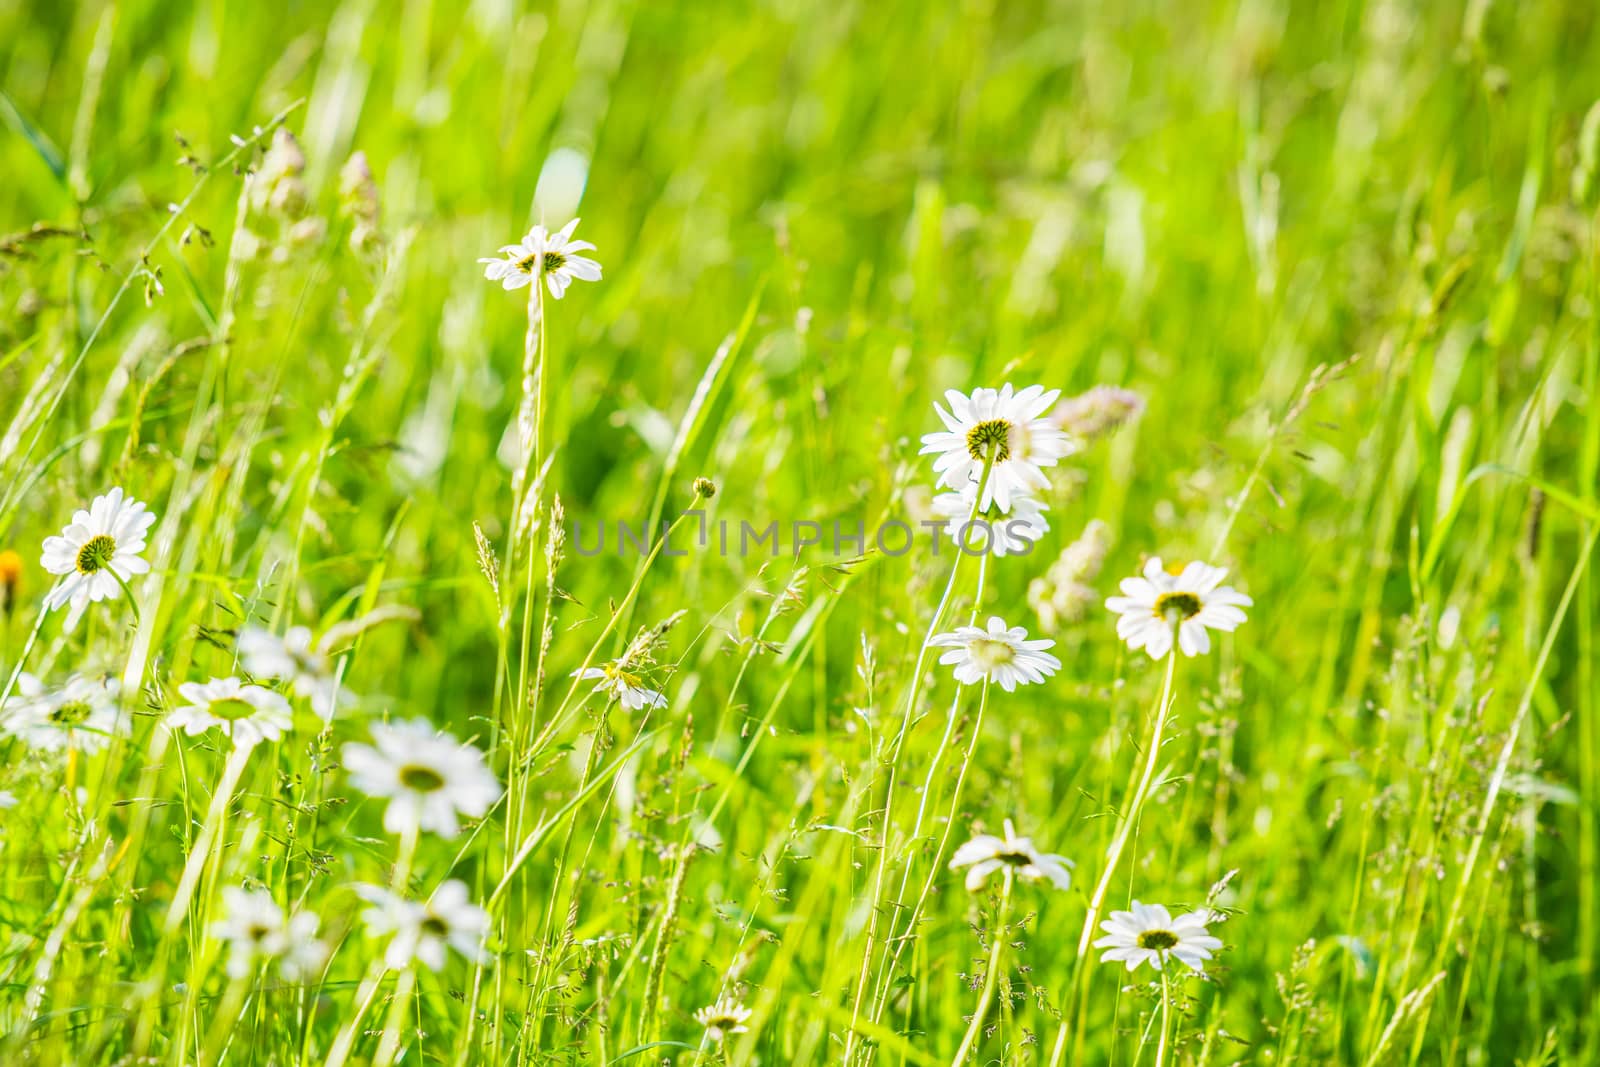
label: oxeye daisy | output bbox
[0,672,44,738]
[919,384,1072,513]
[948,819,1074,892]
[238,625,349,719]
[693,996,754,1042]
[931,483,1050,557]
[341,719,500,839]
[573,662,667,711]
[1093,901,1224,974]
[211,886,328,980]
[39,487,156,632]
[478,218,601,299]
[355,880,490,972]
[5,674,124,754]
[166,677,292,748]
[1104,557,1252,659]
[929,616,1060,692]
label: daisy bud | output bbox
[692,477,717,499]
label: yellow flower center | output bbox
[968,638,1016,670]
[399,764,447,792]
[603,663,644,689]
[49,700,94,727]
[965,419,1012,462]
[75,535,117,575]
[1153,591,1201,622]
[209,696,258,721]
[1137,929,1180,950]
[517,250,569,275]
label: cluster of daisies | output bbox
[0,221,621,988]
[0,215,1255,1054]
[0,222,729,1041]
[917,383,1251,977]
[1,486,505,981]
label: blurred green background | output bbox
[4,0,1600,1062]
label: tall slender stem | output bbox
[951,870,1013,1065]
[1154,968,1173,1067]
[844,456,997,1061]
[1049,642,1179,1067]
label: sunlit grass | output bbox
[2,1,1599,1063]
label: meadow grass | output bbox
[2,0,1600,1063]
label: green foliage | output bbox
[1,0,1599,1063]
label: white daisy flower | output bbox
[1093,901,1225,974]
[166,676,292,748]
[341,719,500,839]
[0,790,17,809]
[928,616,1061,692]
[573,662,667,711]
[693,996,754,1042]
[0,671,43,710]
[948,819,1074,892]
[211,886,329,981]
[1103,557,1253,659]
[238,625,348,719]
[4,674,124,753]
[931,483,1050,557]
[355,880,490,972]
[477,218,601,299]
[39,487,156,631]
[918,385,1073,513]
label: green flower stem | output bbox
[1049,639,1179,1067]
[950,869,1013,1065]
[845,452,997,1061]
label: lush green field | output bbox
[3,0,1600,1063]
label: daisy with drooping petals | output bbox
[478,218,601,299]
[573,662,667,711]
[342,719,500,839]
[919,385,1073,513]
[39,487,156,631]
[238,625,349,719]
[356,880,490,972]
[167,677,292,748]
[211,886,328,980]
[694,996,754,1042]
[932,483,1050,557]
[4,674,124,754]
[1104,557,1252,659]
[1093,901,1225,974]
[948,819,1074,892]
[929,616,1060,692]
